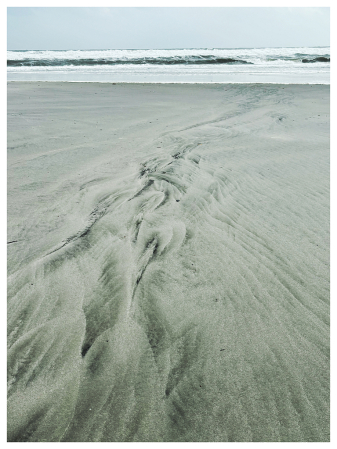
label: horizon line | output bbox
[7,45,330,52]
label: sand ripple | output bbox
[7,83,329,442]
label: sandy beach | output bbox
[7,82,329,442]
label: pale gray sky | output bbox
[7,7,330,50]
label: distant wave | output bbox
[7,56,253,67]
[266,54,330,62]
[8,54,331,67]
[302,56,330,63]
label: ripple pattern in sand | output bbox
[7,84,329,442]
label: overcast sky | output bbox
[7,7,330,50]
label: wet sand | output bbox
[7,82,330,442]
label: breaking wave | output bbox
[8,56,253,66]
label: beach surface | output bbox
[7,82,329,442]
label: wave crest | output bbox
[7,56,253,67]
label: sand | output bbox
[7,82,330,442]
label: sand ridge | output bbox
[7,83,329,442]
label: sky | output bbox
[7,7,330,50]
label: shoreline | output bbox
[7,80,330,85]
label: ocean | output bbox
[7,47,330,83]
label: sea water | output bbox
[7,47,330,83]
